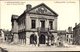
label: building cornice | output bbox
[28,12,58,17]
[13,32,18,34]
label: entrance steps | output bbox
[39,44,46,47]
[26,44,47,47]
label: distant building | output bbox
[66,27,73,44]
[58,30,66,45]
[73,23,80,45]
[58,27,73,45]
[11,3,58,46]
[0,29,5,42]
[1,30,13,43]
[4,31,13,43]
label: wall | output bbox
[0,30,5,42]
[13,20,18,33]
[73,27,80,45]
[13,33,19,43]
[25,13,57,31]
[18,15,26,31]
[66,33,73,44]
[12,19,18,43]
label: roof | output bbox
[18,3,58,19]
[12,15,18,19]
[3,30,12,36]
[26,3,58,16]
[11,15,19,22]
[73,23,80,29]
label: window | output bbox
[70,39,73,42]
[67,35,68,38]
[41,21,45,28]
[49,21,53,29]
[67,39,68,41]
[0,34,2,37]
[31,20,36,28]
[71,35,73,38]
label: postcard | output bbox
[0,0,80,52]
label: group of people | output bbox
[32,40,63,47]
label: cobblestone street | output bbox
[0,43,80,52]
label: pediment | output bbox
[28,3,58,16]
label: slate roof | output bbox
[11,15,19,22]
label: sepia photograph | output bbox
[0,0,80,52]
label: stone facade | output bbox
[57,27,73,45]
[66,27,73,45]
[58,30,66,45]
[11,15,19,43]
[66,33,73,44]
[73,23,80,45]
[11,3,58,46]
[0,29,5,42]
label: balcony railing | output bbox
[37,27,49,32]
[18,28,26,32]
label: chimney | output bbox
[75,23,77,26]
[68,27,72,33]
[26,4,32,11]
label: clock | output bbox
[37,7,47,14]
[41,7,45,10]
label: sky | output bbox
[0,0,80,31]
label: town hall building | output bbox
[11,3,58,46]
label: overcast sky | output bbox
[0,0,80,31]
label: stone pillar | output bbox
[20,40,21,44]
[23,39,25,44]
[48,36,51,46]
[22,35,23,44]
[26,32,30,46]
[36,19,39,28]
[39,21,41,27]
[13,33,19,44]
[26,37,30,46]
[21,39,22,44]
[45,36,48,44]
[20,39,21,44]
[45,20,48,28]
[37,35,39,46]
[54,18,57,31]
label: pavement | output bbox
[0,43,80,52]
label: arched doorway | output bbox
[30,34,37,44]
[39,35,45,44]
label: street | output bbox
[0,43,80,52]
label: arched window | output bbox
[30,34,37,44]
